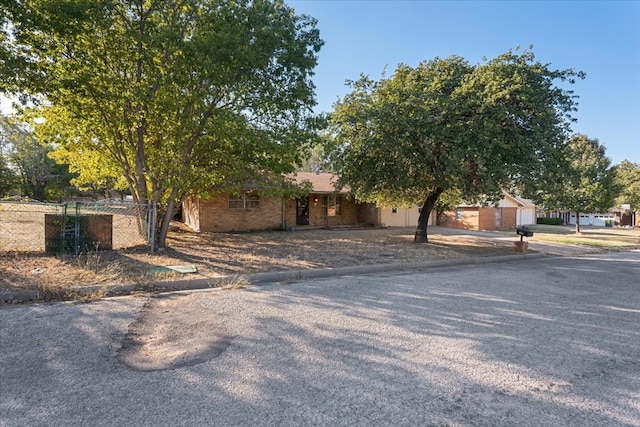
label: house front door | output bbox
[296,196,309,225]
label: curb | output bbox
[0,252,546,304]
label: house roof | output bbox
[456,191,536,208]
[291,172,348,194]
[501,191,536,207]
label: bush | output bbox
[604,219,613,227]
[537,217,564,225]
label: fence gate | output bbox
[1,200,153,254]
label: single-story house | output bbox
[182,172,378,233]
[438,192,537,231]
[545,207,635,227]
[182,172,537,233]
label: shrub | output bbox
[604,219,613,227]
[537,217,564,225]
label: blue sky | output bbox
[289,0,640,165]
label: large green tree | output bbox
[0,129,18,197]
[1,0,323,248]
[535,134,619,233]
[0,113,75,201]
[613,160,640,217]
[38,105,130,198]
[329,49,582,241]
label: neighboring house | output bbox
[182,172,378,233]
[568,212,615,227]
[545,208,633,227]
[438,192,537,231]
[614,205,637,227]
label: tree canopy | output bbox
[0,114,75,201]
[613,160,640,215]
[0,124,19,197]
[329,49,583,241]
[534,134,618,233]
[1,0,323,247]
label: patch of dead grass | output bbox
[1,226,513,301]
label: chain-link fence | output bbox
[0,200,154,253]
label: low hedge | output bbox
[536,217,564,225]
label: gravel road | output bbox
[1,250,639,426]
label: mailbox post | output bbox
[514,227,534,253]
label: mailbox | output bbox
[516,227,534,238]
[514,228,533,253]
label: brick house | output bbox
[438,192,536,231]
[181,172,379,233]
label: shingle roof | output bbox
[502,191,536,207]
[291,172,348,194]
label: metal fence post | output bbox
[73,202,80,255]
[149,201,157,253]
[59,203,67,254]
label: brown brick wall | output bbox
[283,198,297,229]
[307,195,359,226]
[308,196,324,226]
[440,206,518,231]
[440,207,480,230]
[196,192,284,232]
[478,207,517,230]
[501,207,517,230]
[183,193,376,232]
[478,207,497,231]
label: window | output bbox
[326,194,342,216]
[391,207,398,214]
[456,209,464,220]
[228,192,260,209]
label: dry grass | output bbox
[209,274,250,290]
[0,226,515,301]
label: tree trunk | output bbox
[31,181,47,202]
[155,187,181,250]
[414,188,444,243]
[575,211,581,234]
